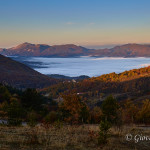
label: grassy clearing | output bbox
[0,124,150,150]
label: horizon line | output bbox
[1,42,150,50]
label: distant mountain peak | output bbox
[18,42,34,47]
[11,42,34,49]
[22,42,32,45]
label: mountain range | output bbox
[1,43,150,57]
[0,54,57,89]
[0,43,91,57]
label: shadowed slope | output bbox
[0,54,57,88]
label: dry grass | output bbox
[0,124,150,150]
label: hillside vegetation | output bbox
[90,66,150,82]
[41,66,150,105]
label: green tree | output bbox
[22,89,44,111]
[101,95,119,125]
[98,120,111,145]
[7,98,23,126]
[0,86,11,102]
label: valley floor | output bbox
[0,124,150,150]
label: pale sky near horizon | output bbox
[0,0,150,48]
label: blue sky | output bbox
[0,0,150,48]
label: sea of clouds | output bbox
[15,57,150,77]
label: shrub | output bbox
[27,110,38,127]
[44,111,58,124]
[98,120,111,145]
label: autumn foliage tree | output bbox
[136,99,150,124]
[60,94,89,124]
[90,106,102,123]
[121,100,138,124]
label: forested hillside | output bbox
[42,66,150,104]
